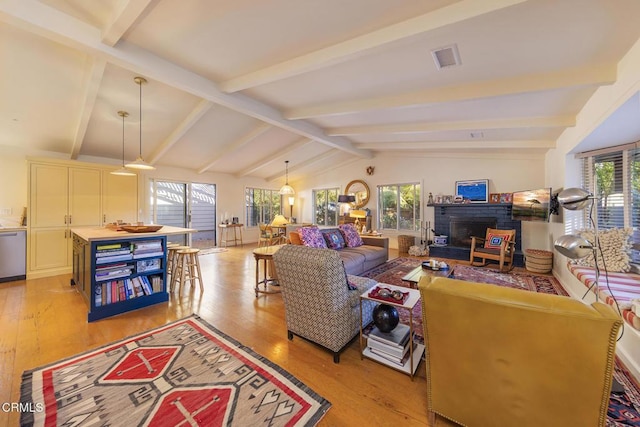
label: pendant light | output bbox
[125,76,155,170]
[279,160,295,195]
[111,111,136,176]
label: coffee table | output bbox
[402,264,453,289]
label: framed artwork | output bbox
[489,193,501,204]
[500,193,513,203]
[455,179,489,203]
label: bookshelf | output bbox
[71,226,193,322]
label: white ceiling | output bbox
[2,0,640,183]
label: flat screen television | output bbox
[455,179,489,203]
[511,188,552,222]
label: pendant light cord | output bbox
[122,113,126,164]
[139,79,142,158]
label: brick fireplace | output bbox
[428,203,524,266]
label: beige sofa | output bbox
[289,228,389,274]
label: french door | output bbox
[150,180,216,248]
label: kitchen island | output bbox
[71,226,195,321]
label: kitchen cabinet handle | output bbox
[0,233,18,237]
[64,215,67,224]
[69,215,72,224]
[103,214,106,223]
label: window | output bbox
[245,188,282,227]
[378,183,421,231]
[313,188,339,226]
[580,144,640,261]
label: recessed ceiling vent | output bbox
[431,44,461,70]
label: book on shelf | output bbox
[151,276,163,293]
[96,248,131,257]
[132,240,163,252]
[368,324,411,348]
[96,254,134,264]
[139,276,153,295]
[133,251,164,259]
[96,243,124,251]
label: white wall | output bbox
[0,146,28,227]
[295,152,549,250]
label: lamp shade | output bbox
[338,195,355,203]
[553,234,593,259]
[557,187,592,211]
[350,209,367,219]
[271,214,288,227]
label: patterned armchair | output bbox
[273,245,378,363]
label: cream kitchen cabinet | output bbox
[28,160,138,278]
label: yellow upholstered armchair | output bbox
[418,276,622,427]
[469,227,516,272]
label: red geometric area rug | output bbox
[19,315,330,427]
[361,258,640,426]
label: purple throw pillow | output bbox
[298,226,327,248]
[322,229,346,249]
[339,223,363,248]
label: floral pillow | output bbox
[322,229,346,249]
[298,226,327,248]
[484,233,511,249]
[339,223,363,248]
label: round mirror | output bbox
[345,180,370,208]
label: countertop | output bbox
[71,226,196,241]
[0,227,27,232]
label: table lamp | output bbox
[271,215,289,227]
[350,209,367,231]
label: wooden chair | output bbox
[469,228,516,272]
[258,223,284,247]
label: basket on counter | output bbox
[398,235,415,253]
[525,249,553,273]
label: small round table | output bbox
[252,245,284,297]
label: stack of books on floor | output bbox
[366,324,412,367]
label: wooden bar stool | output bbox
[168,245,190,290]
[174,248,204,294]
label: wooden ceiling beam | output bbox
[102,0,154,47]
[0,0,372,159]
[327,115,576,136]
[285,66,616,119]
[235,138,312,178]
[70,58,106,160]
[356,140,556,150]
[219,0,527,93]
[148,99,213,165]
[197,124,271,174]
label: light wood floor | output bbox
[0,245,533,426]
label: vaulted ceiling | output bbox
[2,0,640,183]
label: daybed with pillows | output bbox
[288,224,389,275]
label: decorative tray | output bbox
[422,261,449,271]
[120,225,163,233]
[368,286,409,304]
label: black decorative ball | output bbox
[372,304,399,332]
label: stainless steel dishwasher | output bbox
[0,229,26,282]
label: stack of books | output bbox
[95,263,133,282]
[95,243,133,264]
[366,324,412,367]
[132,240,164,259]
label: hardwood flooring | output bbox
[0,245,533,426]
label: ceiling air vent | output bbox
[431,44,461,70]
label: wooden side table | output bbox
[219,223,243,247]
[252,245,283,297]
[401,264,453,289]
